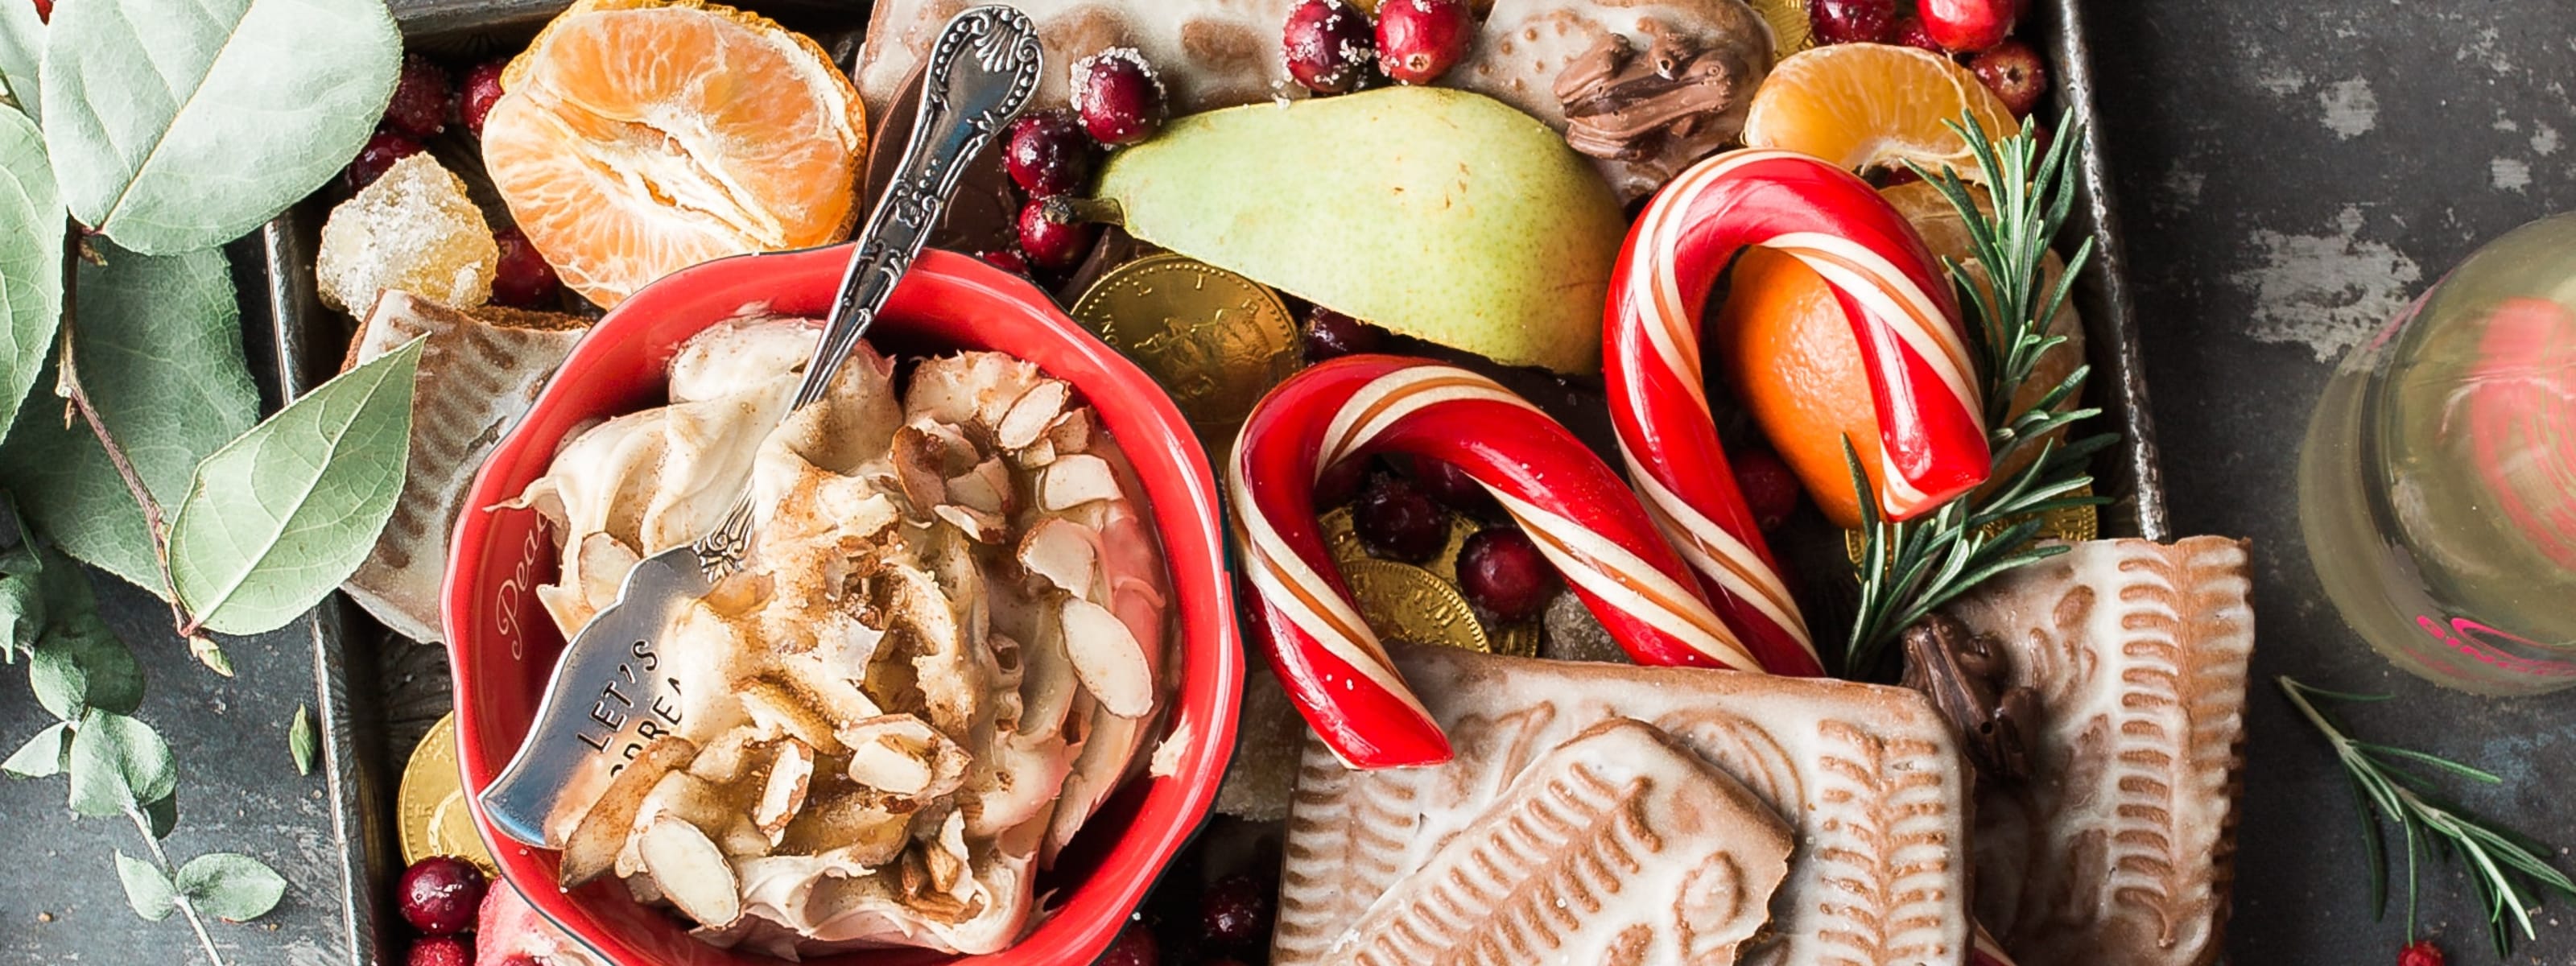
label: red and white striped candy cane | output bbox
[1971,922,2018,966]
[1606,148,1991,676]
[1229,356,1761,769]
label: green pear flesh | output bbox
[1093,86,1628,375]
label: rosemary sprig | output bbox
[1839,109,2114,676]
[2280,676,2576,956]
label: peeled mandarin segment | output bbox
[315,153,497,314]
[482,0,865,308]
[1742,43,2022,180]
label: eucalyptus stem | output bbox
[123,803,229,966]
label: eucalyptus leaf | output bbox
[30,609,141,717]
[288,704,315,776]
[66,709,173,816]
[39,0,398,253]
[0,567,37,661]
[113,850,175,921]
[0,242,254,592]
[0,0,35,125]
[170,337,419,636]
[175,852,286,922]
[2,720,67,778]
[141,790,175,839]
[0,105,60,445]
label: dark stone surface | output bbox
[2091,2,2576,962]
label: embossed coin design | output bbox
[1340,556,1492,653]
[1071,253,1301,435]
[398,713,499,876]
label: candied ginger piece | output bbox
[316,153,498,313]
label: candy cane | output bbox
[1605,148,1991,676]
[1229,355,1761,769]
[1971,922,2018,966]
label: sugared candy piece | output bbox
[316,154,497,314]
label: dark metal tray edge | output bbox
[258,2,2174,961]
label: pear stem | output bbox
[1041,196,1125,228]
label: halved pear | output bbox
[1092,87,1626,374]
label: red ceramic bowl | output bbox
[441,248,1241,966]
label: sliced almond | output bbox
[902,356,985,428]
[778,791,910,865]
[944,457,1013,515]
[685,724,777,785]
[933,503,1010,543]
[1010,436,1057,469]
[640,770,734,832]
[910,419,980,467]
[892,426,949,517]
[1016,517,1098,599]
[559,736,696,889]
[1038,454,1121,511]
[753,738,815,844]
[1045,407,1096,455]
[637,814,743,928]
[737,676,844,754]
[839,714,971,799]
[1059,597,1156,718]
[1018,613,1080,737]
[995,379,1070,451]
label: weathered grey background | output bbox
[6,2,2576,964]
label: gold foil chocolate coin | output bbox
[1071,254,1301,435]
[398,712,498,877]
[1747,0,1811,57]
[1341,557,1492,654]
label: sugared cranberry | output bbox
[976,248,1032,277]
[1071,49,1166,146]
[1302,306,1382,361]
[1352,473,1447,564]
[1410,455,1494,516]
[1374,0,1472,85]
[1729,447,1802,531]
[1807,0,1897,44]
[1315,456,1372,509]
[395,856,488,936]
[2398,940,2445,966]
[407,935,473,966]
[1920,0,2015,52]
[1891,14,1946,53]
[345,130,424,191]
[1004,109,1096,197]
[1283,0,1378,95]
[1199,873,1274,948]
[1015,200,1097,271]
[1459,527,1558,621]
[489,226,563,308]
[1096,924,1160,966]
[383,54,453,138]
[1969,39,2049,117]
[460,60,506,138]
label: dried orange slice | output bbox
[481,0,866,307]
[1741,43,2020,180]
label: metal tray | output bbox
[258,2,2167,961]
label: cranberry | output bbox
[1096,924,1159,966]
[407,935,473,966]
[1374,0,1472,85]
[1891,14,1946,53]
[1459,527,1558,621]
[1015,199,1097,271]
[1807,0,1897,44]
[1969,39,2049,117]
[345,130,424,191]
[2398,940,2445,966]
[1920,0,2015,52]
[1282,0,1377,95]
[460,60,507,138]
[489,226,563,308]
[1410,455,1494,516]
[1314,455,1372,509]
[1071,49,1166,146]
[1352,473,1447,564]
[976,248,1032,277]
[395,856,488,936]
[383,54,453,138]
[1729,447,1802,531]
[1302,306,1382,361]
[1004,109,1096,197]
[1198,873,1274,948]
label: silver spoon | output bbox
[479,5,1043,850]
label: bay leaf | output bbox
[39,0,397,254]
[0,1,37,125]
[167,337,419,635]
[175,852,286,922]
[113,850,176,921]
[0,242,255,592]
[0,105,60,444]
